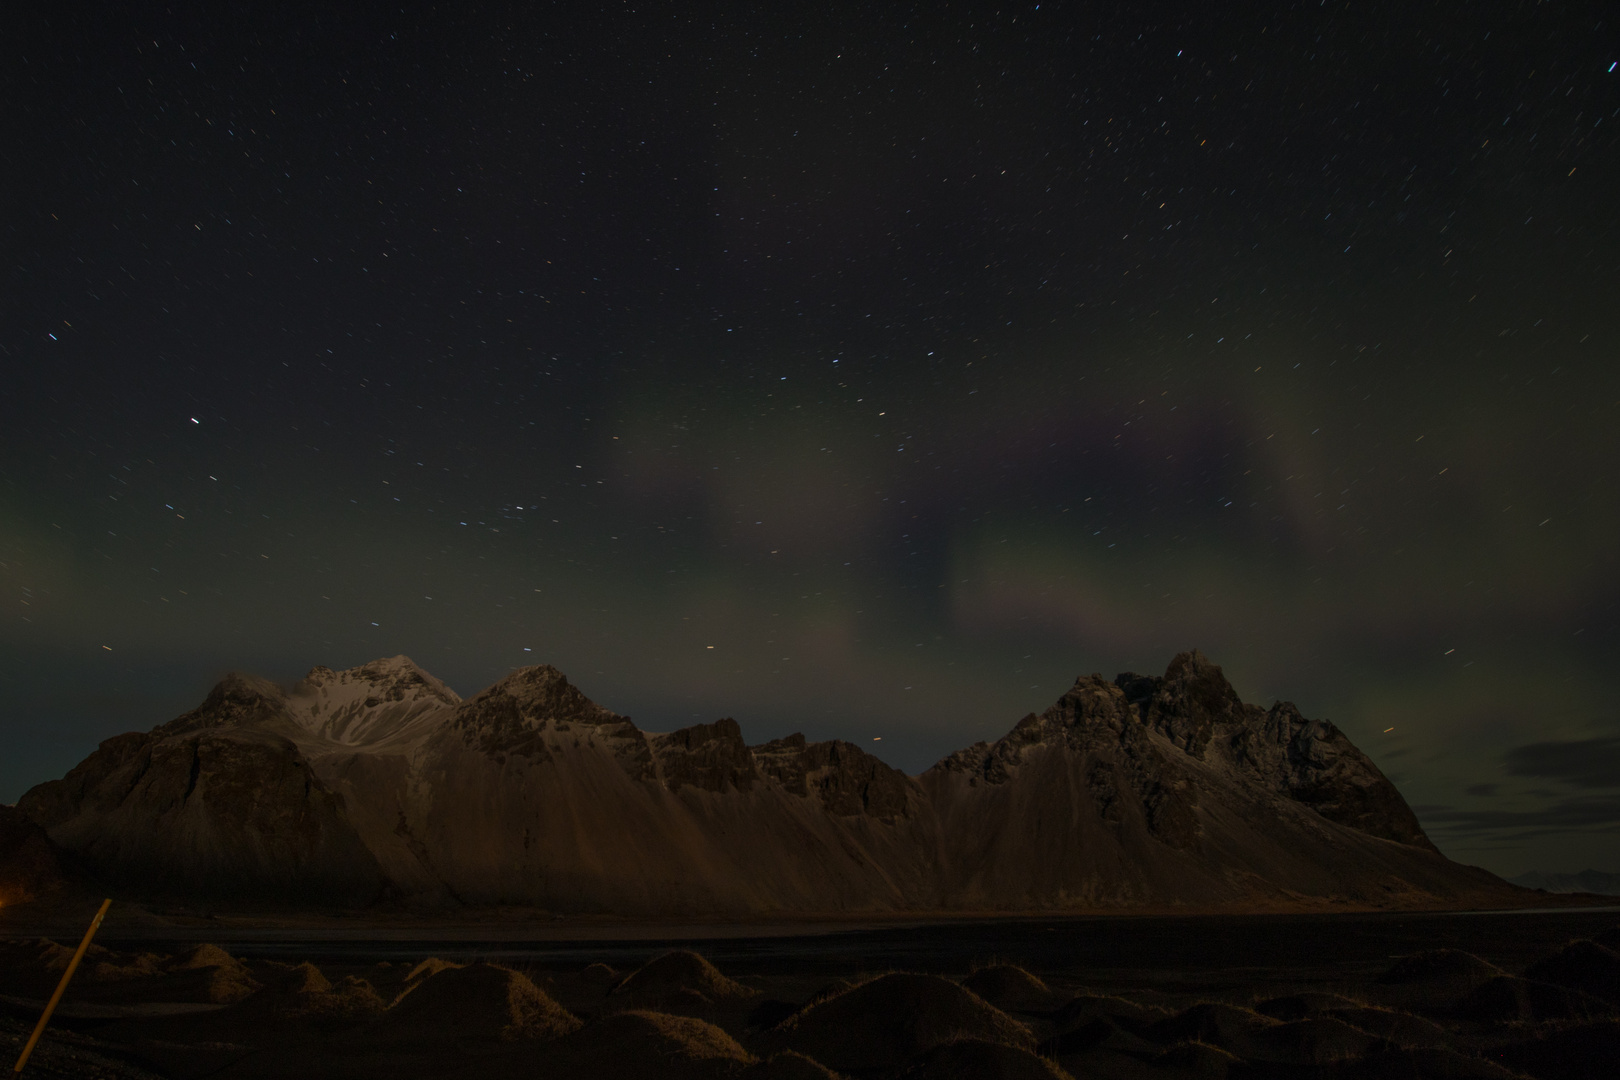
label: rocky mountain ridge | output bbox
[15,650,1519,914]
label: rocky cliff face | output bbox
[917,652,1477,909]
[1115,651,1434,849]
[17,651,1514,913]
[20,674,385,905]
[0,804,67,906]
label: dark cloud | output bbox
[1422,795,1620,839]
[1504,738,1620,789]
[1465,783,1500,798]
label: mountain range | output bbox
[1510,870,1620,895]
[14,650,1521,914]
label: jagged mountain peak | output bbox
[652,718,760,794]
[925,673,1138,783]
[19,650,1496,912]
[924,651,1433,851]
[1234,699,1435,849]
[1115,648,1247,757]
[449,665,649,776]
[931,667,1169,767]
[158,671,288,736]
[1166,646,1225,680]
[742,732,919,821]
[365,653,428,672]
[466,664,624,725]
[300,655,458,701]
[289,656,460,746]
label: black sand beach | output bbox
[6,905,1618,1078]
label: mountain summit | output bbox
[17,651,1516,913]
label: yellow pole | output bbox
[12,898,112,1077]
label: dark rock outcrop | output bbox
[444,664,657,783]
[654,719,760,793]
[0,804,69,906]
[18,675,385,905]
[1117,651,1433,849]
[754,733,919,820]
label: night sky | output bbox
[4,3,1617,878]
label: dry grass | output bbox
[613,948,759,1001]
[961,964,1058,1013]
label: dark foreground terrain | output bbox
[4,908,1619,1079]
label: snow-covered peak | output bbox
[288,656,460,746]
[303,654,442,684]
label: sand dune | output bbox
[4,927,1616,1078]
